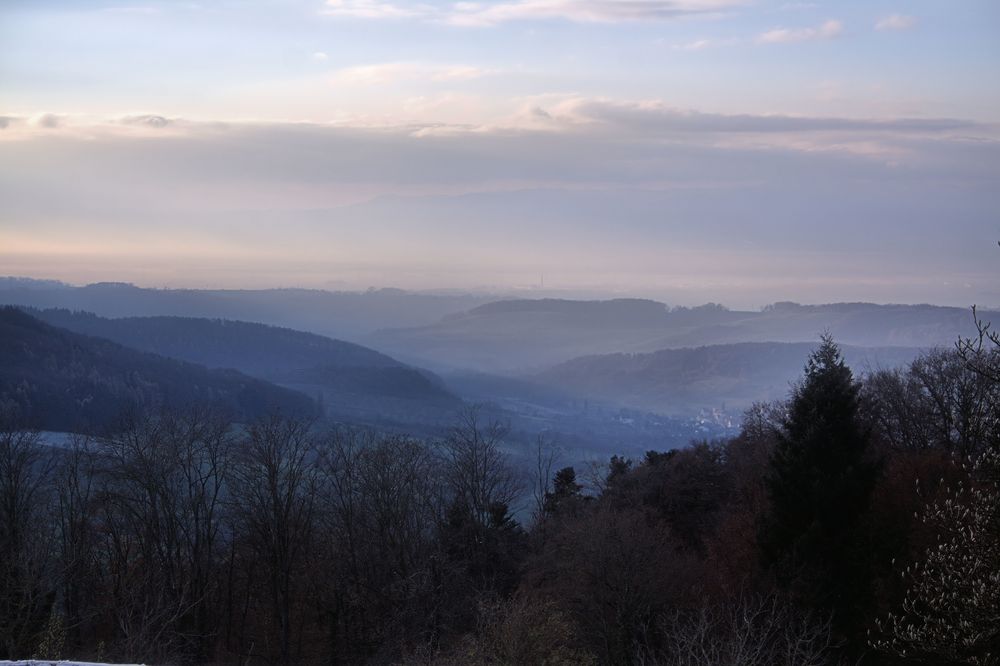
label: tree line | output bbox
[1,330,998,665]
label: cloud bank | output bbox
[1,103,996,303]
[330,62,493,85]
[757,19,842,44]
[321,0,745,24]
[875,14,916,31]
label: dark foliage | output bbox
[760,335,880,642]
[26,308,400,374]
[0,307,316,432]
[25,308,461,423]
[1,331,997,665]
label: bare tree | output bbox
[958,304,1000,384]
[531,433,560,529]
[402,594,597,666]
[646,592,839,666]
[531,507,683,665]
[871,450,1000,665]
[438,407,522,529]
[865,349,999,456]
[227,414,317,666]
[53,434,100,652]
[313,427,445,662]
[94,406,234,663]
[0,424,56,659]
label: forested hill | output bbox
[463,297,678,323]
[0,307,316,432]
[372,299,989,372]
[0,279,491,339]
[28,308,405,376]
[535,341,922,416]
[22,308,462,426]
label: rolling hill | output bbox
[0,307,316,432]
[371,299,989,372]
[23,308,462,427]
[534,341,923,416]
[0,278,489,340]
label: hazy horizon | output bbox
[2,1,998,305]
[4,273,998,314]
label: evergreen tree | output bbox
[760,335,880,636]
[543,467,583,517]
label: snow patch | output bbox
[0,661,145,666]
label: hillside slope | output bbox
[0,280,489,340]
[372,299,987,372]
[535,341,922,416]
[25,308,461,426]
[0,307,316,432]
[31,309,405,375]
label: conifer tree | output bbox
[543,467,583,517]
[760,334,879,635]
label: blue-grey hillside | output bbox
[0,278,490,340]
[534,342,922,416]
[0,307,316,432]
[371,299,990,372]
[30,308,407,375]
[24,308,462,427]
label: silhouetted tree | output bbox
[93,406,233,663]
[759,335,880,640]
[313,428,444,662]
[227,415,317,666]
[872,450,1000,664]
[958,304,1000,384]
[0,422,56,659]
[401,595,596,665]
[439,408,521,532]
[865,349,1000,456]
[543,467,584,518]
[648,592,838,666]
[53,434,104,655]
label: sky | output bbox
[1,0,999,307]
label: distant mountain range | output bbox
[29,308,412,375]
[0,307,316,432]
[0,278,492,341]
[534,341,922,416]
[0,302,740,452]
[23,308,462,428]
[371,299,989,372]
[5,280,992,440]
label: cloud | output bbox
[30,113,62,129]
[119,114,170,128]
[429,65,488,81]
[330,62,492,85]
[320,0,746,24]
[2,110,996,303]
[532,98,982,136]
[875,13,916,31]
[3,113,991,203]
[313,51,329,61]
[5,103,990,144]
[321,0,423,19]
[446,0,744,26]
[671,38,713,51]
[757,19,842,43]
[99,5,161,15]
[3,105,990,189]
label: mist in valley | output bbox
[2,0,999,663]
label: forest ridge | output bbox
[1,301,998,665]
